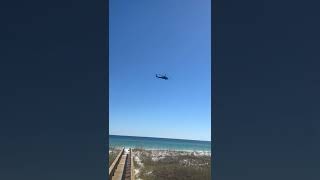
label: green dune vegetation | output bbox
[132,148,211,180]
[109,147,121,166]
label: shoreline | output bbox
[109,146,211,155]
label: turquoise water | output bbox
[109,135,211,152]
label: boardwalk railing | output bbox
[109,148,136,180]
[109,147,124,179]
[130,149,135,180]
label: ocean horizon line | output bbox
[109,134,211,142]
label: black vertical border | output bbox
[0,0,108,179]
[213,0,320,179]
[106,0,110,173]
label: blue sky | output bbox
[109,0,211,141]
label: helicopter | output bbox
[155,74,169,80]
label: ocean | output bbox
[109,135,211,152]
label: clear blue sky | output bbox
[109,0,211,141]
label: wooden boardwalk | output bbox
[109,148,135,180]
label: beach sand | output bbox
[108,147,211,180]
[132,148,211,180]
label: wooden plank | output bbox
[131,149,135,180]
[109,148,124,179]
[124,149,131,180]
[112,154,127,180]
